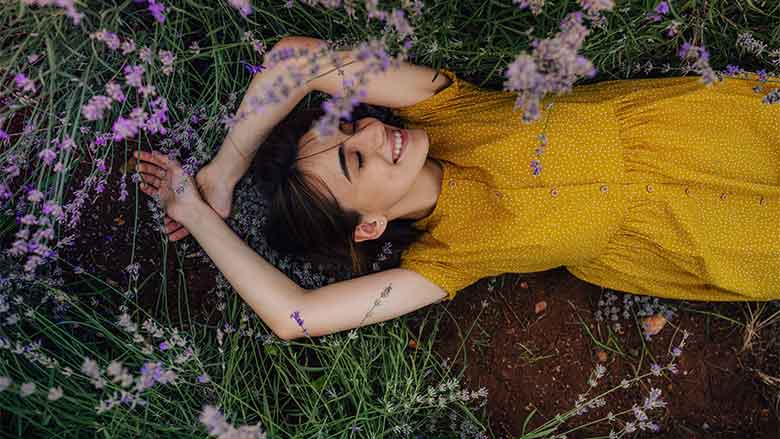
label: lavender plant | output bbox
[1,1,779,438]
[520,330,691,438]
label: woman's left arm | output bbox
[284,36,452,109]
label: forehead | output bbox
[296,129,346,196]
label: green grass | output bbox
[1,1,779,438]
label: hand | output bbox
[132,150,205,229]
[163,161,237,241]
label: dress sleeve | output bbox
[399,257,481,302]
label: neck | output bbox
[387,158,443,222]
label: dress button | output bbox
[646,184,654,193]
[550,187,559,197]
[448,179,456,188]
[720,193,728,200]
[494,190,503,199]
[685,187,691,196]
[600,184,609,193]
[759,196,767,206]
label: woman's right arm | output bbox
[209,40,315,187]
[181,195,446,341]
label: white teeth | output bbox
[393,130,402,162]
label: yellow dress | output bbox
[393,69,780,302]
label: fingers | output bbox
[136,162,167,180]
[139,180,158,196]
[169,227,191,242]
[133,150,176,170]
[139,174,163,190]
[163,215,190,241]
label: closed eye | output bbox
[351,121,362,169]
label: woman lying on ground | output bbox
[133,36,780,340]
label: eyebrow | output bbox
[338,143,352,183]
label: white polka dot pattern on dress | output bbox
[392,69,780,302]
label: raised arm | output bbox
[209,40,314,186]
[284,36,453,109]
[213,36,451,186]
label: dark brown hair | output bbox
[253,105,426,276]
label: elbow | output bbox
[275,326,304,342]
[273,317,305,341]
[268,36,325,63]
[275,36,324,51]
[275,326,293,341]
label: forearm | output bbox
[212,54,311,185]
[184,200,304,336]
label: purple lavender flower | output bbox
[26,189,44,203]
[0,184,11,201]
[503,11,599,123]
[19,382,36,397]
[290,310,309,336]
[138,362,161,390]
[159,341,170,351]
[23,0,84,24]
[118,174,129,201]
[14,73,36,93]
[228,0,252,16]
[646,1,669,21]
[139,46,153,63]
[58,136,76,151]
[530,159,542,176]
[159,50,176,75]
[38,148,57,166]
[121,39,137,54]
[0,377,11,392]
[112,116,141,141]
[578,0,614,15]
[386,9,414,38]
[106,81,126,102]
[200,405,228,436]
[724,64,743,77]
[47,387,63,401]
[139,84,157,98]
[662,21,679,37]
[642,388,666,409]
[513,0,545,15]
[123,64,145,88]
[148,0,166,23]
[197,373,210,384]
[20,214,38,225]
[82,95,113,121]
[241,61,265,74]
[89,30,121,50]
[677,42,718,85]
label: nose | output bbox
[346,119,389,161]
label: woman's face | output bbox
[296,116,430,223]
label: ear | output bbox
[353,218,388,243]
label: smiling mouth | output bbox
[392,129,406,163]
